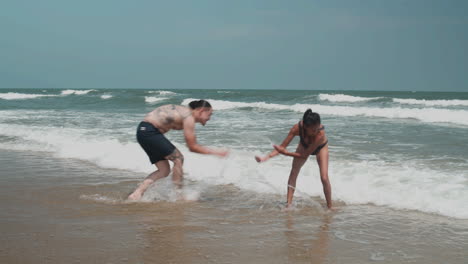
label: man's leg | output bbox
[165,149,184,189]
[128,160,171,201]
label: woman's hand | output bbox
[273,144,287,154]
[255,155,269,163]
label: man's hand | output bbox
[215,149,229,158]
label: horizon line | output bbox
[1,87,467,93]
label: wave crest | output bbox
[145,96,167,104]
[0,92,58,100]
[61,89,96,95]
[319,93,383,103]
[147,90,177,96]
[394,98,468,107]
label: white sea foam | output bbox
[100,94,113,99]
[182,98,290,111]
[0,92,59,100]
[393,98,468,107]
[217,91,237,94]
[145,96,167,104]
[147,90,177,96]
[319,93,382,103]
[0,124,150,172]
[182,98,468,126]
[80,194,121,204]
[61,89,96,95]
[0,122,467,219]
[309,104,468,126]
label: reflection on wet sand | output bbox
[135,203,205,263]
[284,214,331,263]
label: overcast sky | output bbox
[1,0,467,91]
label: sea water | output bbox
[0,88,467,219]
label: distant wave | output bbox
[61,89,96,95]
[147,90,177,96]
[0,92,59,100]
[182,98,468,126]
[217,91,238,94]
[100,95,113,99]
[182,98,290,111]
[393,98,468,107]
[0,90,99,99]
[145,96,167,104]
[319,93,383,103]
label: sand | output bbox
[1,150,467,264]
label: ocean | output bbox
[1,88,467,263]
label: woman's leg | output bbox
[315,145,332,209]
[286,145,308,207]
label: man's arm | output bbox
[183,116,226,156]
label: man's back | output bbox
[143,104,192,133]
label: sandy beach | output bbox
[1,150,467,264]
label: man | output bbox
[128,100,228,201]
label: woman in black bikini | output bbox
[255,109,333,209]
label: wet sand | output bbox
[1,150,467,264]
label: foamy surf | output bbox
[393,98,468,107]
[145,96,167,104]
[137,180,202,203]
[147,90,177,96]
[0,92,59,100]
[80,194,122,204]
[1,121,466,219]
[61,89,96,95]
[62,89,96,95]
[318,93,383,103]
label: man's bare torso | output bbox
[143,105,192,133]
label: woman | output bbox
[255,109,332,209]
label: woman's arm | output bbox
[272,144,302,158]
[255,124,298,163]
[274,132,326,158]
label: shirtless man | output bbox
[128,100,228,201]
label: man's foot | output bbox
[127,191,142,201]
